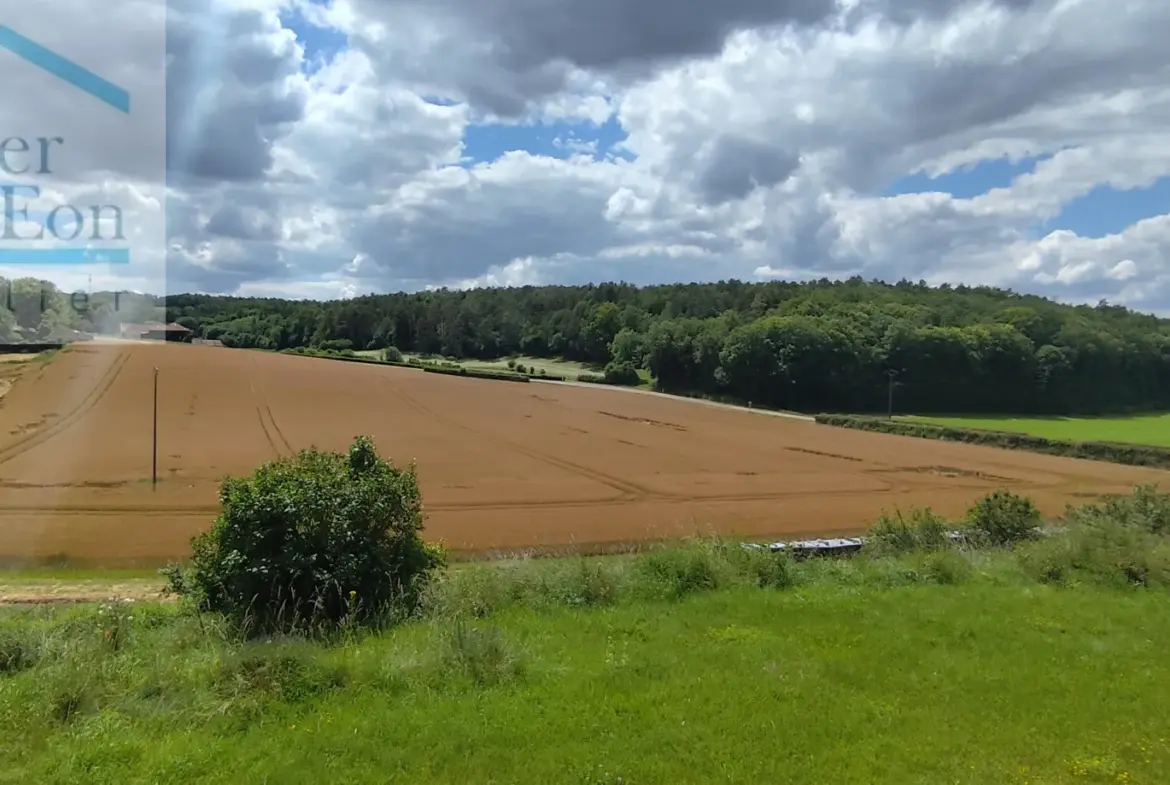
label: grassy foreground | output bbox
[5,530,1170,783]
[901,413,1170,447]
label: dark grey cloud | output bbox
[167,239,289,294]
[856,0,1041,26]
[165,0,306,181]
[350,196,617,283]
[356,0,1045,116]
[204,201,280,242]
[696,137,799,203]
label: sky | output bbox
[3,0,1170,311]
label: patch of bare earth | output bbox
[0,580,168,605]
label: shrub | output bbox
[382,346,404,363]
[602,360,641,386]
[515,363,528,374]
[167,436,444,636]
[506,358,517,369]
[965,490,1041,546]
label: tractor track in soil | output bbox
[0,348,131,467]
[251,357,294,457]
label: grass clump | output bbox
[0,627,40,674]
[629,542,736,601]
[432,621,525,688]
[217,644,348,705]
[867,507,952,555]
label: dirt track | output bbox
[0,343,1167,567]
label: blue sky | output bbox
[886,155,1170,239]
[279,0,346,74]
[460,116,631,163]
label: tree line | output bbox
[3,275,1165,416]
[160,278,1170,416]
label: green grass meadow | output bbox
[899,412,1170,447]
[5,537,1170,784]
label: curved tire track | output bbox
[0,349,131,467]
[381,372,650,501]
[250,357,293,457]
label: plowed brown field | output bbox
[1,342,1167,567]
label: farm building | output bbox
[119,322,193,342]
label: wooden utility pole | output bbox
[886,369,898,419]
[152,366,159,488]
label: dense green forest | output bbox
[4,275,1170,415]
[161,278,1170,416]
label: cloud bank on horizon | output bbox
[4,0,1170,311]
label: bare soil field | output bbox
[0,343,1167,567]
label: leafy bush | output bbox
[515,363,528,374]
[602,360,641,386]
[576,372,605,383]
[166,436,444,636]
[965,490,1040,546]
[382,346,404,363]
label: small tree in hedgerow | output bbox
[165,436,444,636]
